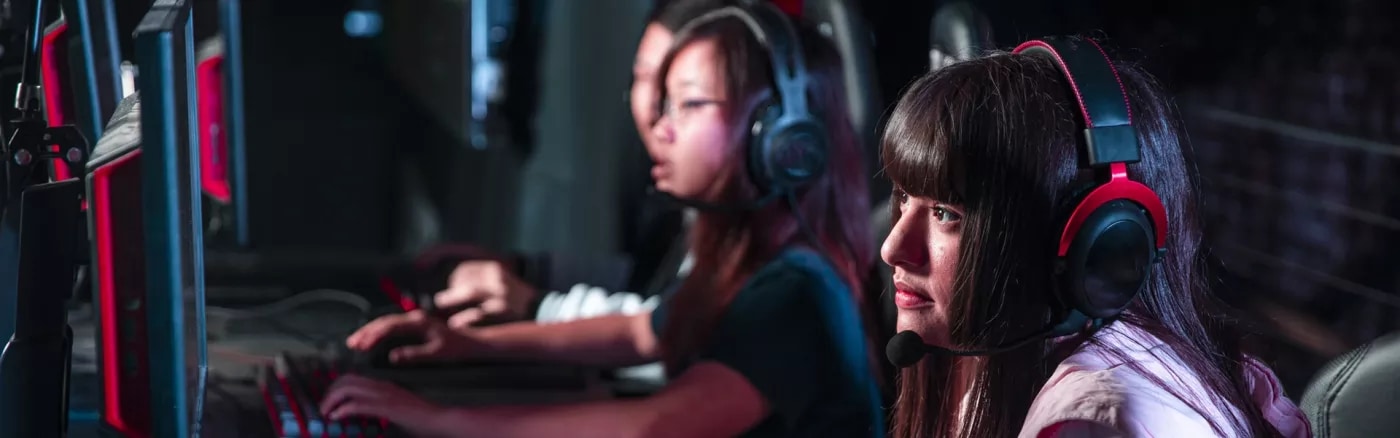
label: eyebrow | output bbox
[668,78,707,92]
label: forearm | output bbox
[470,312,659,368]
[433,400,658,438]
[425,362,765,438]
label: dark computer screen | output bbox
[86,96,150,436]
[190,0,248,249]
[133,0,206,436]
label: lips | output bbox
[893,281,934,309]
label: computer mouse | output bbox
[365,333,428,369]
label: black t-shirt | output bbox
[651,248,885,438]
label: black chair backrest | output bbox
[800,0,884,203]
[1300,332,1400,437]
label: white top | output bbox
[1019,323,1311,438]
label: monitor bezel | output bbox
[133,0,207,436]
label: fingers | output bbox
[434,261,506,309]
[346,312,427,351]
[447,308,486,329]
[433,286,485,309]
[319,374,390,418]
[390,339,443,363]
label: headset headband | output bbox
[1012,38,1138,166]
[673,3,810,117]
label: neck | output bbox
[948,357,982,435]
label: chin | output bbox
[896,310,948,347]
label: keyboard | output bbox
[259,351,608,438]
[260,353,391,438]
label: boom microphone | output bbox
[884,311,1091,367]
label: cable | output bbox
[206,288,371,320]
[206,289,371,352]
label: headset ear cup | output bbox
[1057,199,1156,319]
[747,101,783,193]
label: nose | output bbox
[651,113,675,145]
[881,210,928,270]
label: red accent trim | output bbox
[258,384,282,437]
[378,276,419,312]
[1057,163,1169,256]
[1012,40,1094,127]
[276,375,311,438]
[771,0,803,17]
[196,54,231,202]
[1081,38,1132,124]
[91,150,148,437]
[326,369,350,436]
[41,22,72,181]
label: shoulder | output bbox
[1022,366,1219,437]
[743,248,849,298]
[726,248,857,321]
[1019,325,1227,437]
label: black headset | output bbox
[1013,38,1170,323]
[672,1,829,200]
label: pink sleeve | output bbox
[1020,369,1219,438]
[1242,358,1312,438]
[1036,420,1124,438]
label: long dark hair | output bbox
[652,16,877,376]
[883,40,1281,438]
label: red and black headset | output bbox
[1012,38,1170,325]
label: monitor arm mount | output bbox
[0,0,93,435]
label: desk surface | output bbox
[66,302,659,437]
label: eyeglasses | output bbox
[658,97,725,123]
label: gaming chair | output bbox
[1301,332,1400,437]
[797,0,883,202]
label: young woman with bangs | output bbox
[879,39,1310,437]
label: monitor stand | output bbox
[0,80,93,438]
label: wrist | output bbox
[426,406,478,437]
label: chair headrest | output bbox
[1301,332,1400,437]
[928,2,994,70]
[798,0,879,146]
[796,0,886,203]
[88,92,142,170]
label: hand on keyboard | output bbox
[319,374,448,437]
[346,310,484,365]
[433,259,539,328]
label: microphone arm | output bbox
[886,310,1096,367]
[14,0,46,120]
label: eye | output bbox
[932,205,962,224]
[894,189,910,205]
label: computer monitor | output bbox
[39,0,125,182]
[86,0,207,436]
[86,96,149,436]
[187,0,248,249]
